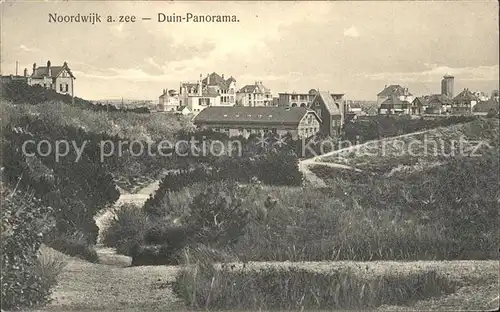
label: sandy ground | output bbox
[28,248,499,312]
[17,176,499,312]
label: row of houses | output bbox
[158,72,358,116]
[377,78,499,116]
[158,72,274,114]
[192,89,350,139]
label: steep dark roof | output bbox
[238,85,259,93]
[412,96,428,106]
[194,106,319,126]
[202,72,235,89]
[237,82,269,94]
[201,89,219,97]
[313,91,342,115]
[423,94,452,106]
[473,98,499,112]
[453,89,479,102]
[31,63,75,79]
[377,84,412,97]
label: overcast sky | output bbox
[1,1,498,101]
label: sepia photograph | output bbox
[0,1,499,311]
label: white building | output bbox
[179,72,236,116]
[158,89,180,112]
[236,81,272,106]
[28,61,75,97]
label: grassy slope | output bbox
[1,100,193,192]
[317,118,499,175]
[1,100,192,142]
[21,246,498,312]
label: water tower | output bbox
[441,75,454,98]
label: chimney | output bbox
[222,74,224,79]
[24,68,28,77]
[198,74,203,96]
[33,63,36,75]
[47,60,51,76]
[16,61,18,76]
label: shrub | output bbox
[46,230,99,263]
[1,188,57,310]
[173,264,456,310]
[185,181,252,249]
[234,150,499,262]
[34,246,67,292]
[130,244,181,266]
[101,204,149,256]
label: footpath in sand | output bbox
[24,173,499,312]
[298,130,430,187]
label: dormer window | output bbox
[223,114,228,117]
[257,114,262,118]
[235,114,240,117]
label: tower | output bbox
[441,75,454,98]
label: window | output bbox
[65,84,68,92]
[271,128,277,134]
[264,128,269,133]
[316,109,322,117]
[224,128,230,132]
[60,84,64,91]
[214,128,220,132]
[246,128,251,133]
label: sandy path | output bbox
[298,129,431,187]
[35,252,184,311]
[95,179,161,243]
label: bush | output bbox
[234,151,499,262]
[173,264,456,310]
[34,246,67,293]
[130,244,180,266]
[1,188,57,310]
[46,231,99,263]
[185,181,252,249]
[101,204,149,256]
